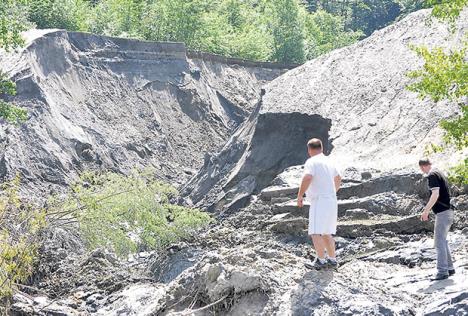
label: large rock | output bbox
[0,30,292,195]
[182,9,467,211]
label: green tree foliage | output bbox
[439,105,468,150]
[15,0,363,63]
[305,10,363,59]
[0,176,47,303]
[425,0,468,23]
[397,0,425,15]
[142,0,209,48]
[0,0,30,50]
[89,0,145,38]
[0,0,29,124]
[0,73,28,124]
[56,171,212,256]
[195,0,273,61]
[407,0,467,184]
[407,46,467,103]
[304,0,423,36]
[28,0,91,31]
[267,0,306,63]
[448,158,468,185]
[348,0,401,35]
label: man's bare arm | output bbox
[297,175,313,207]
[421,189,439,221]
[334,175,342,192]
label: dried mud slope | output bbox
[0,30,291,194]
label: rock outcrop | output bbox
[0,30,292,195]
[182,9,467,211]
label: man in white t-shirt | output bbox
[297,138,341,270]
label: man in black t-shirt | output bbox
[419,158,454,281]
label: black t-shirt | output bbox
[427,170,451,214]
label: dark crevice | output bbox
[226,112,333,193]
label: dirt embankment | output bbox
[0,30,293,195]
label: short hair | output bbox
[418,158,432,166]
[307,138,323,150]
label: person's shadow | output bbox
[290,269,335,316]
[419,278,455,294]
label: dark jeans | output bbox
[434,209,454,274]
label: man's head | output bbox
[418,157,432,174]
[307,138,323,157]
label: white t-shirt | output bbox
[303,153,339,199]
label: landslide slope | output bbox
[183,9,467,210]
[0,30,291,194]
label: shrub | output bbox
[27,0,91,31]
[407,45,467,103]
[0,176,46,304]
[0,69,27,126]
[56,171,212,256]
[448,158,468,185]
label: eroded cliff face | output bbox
[0,30,292,195]
[182,9,467,211]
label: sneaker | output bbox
[327,258,338,270]
[305,259,328,271]
[431,273,449,281]
[448,269,456,276]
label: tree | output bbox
[305,0,422,36]
[305,10,363,59]
[0,75,27,124]
[349,0,402,35]
[0,0,29,124]
[397,0,425,16]
[267,0,306,63]
[88,0,143,38]
[28,0,91,31]
[0,0,30,50]
[197,0,272,61]
[141,0,210,49]
[425,0,468,23]
[408,45,467,149]
[407,0,467,184]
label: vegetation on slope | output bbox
[0,0,29,124]
[2,0,429,64]
[407,0,467,184]
[0,177,46,311]
[54,171,212,257]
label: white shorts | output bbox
[308,196,338,235]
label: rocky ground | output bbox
[10,168,468,315]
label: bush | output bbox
[87,0,143,38]
[0,0,31,51]
[0,72,27,125]
[426,0,468,23]
[0,101,27,124]
[57,171,212,256]
[0,176,46,304]
[28,0,91,31]
[407,45,467,103]
[305,10,363,59]
[406,33,467,183]
[448,158,468,185]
